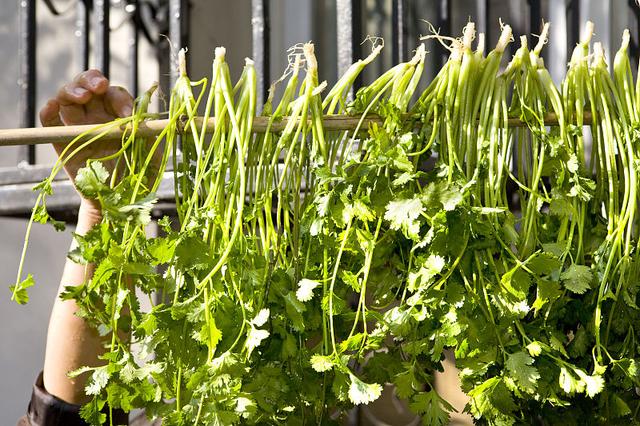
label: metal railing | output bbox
[4,0,640,220]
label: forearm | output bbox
[43,200,104,405]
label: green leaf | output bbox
[574,369,604,398]
[559,367,581,394]
[245,327,270,357]
[338,333,366,353]
[106,382,134,412]
[528,252,563,276]
[407,255,446,292]
[560,264,592,294]
[526,341,543,357]
[341,270,361,292]
[251,308,270,327]
[147,237,176,264]
[284,292,306,331]
[347,374,382,405]
[310,354,335,372]
[75,162,110,198]
[393,367,421,399]
[408,390,453,426]
[174,236,214,271]
[79,399,107,425]
[86,366,110,395]
[235,396,256,416]
[112,194,158,226]
[608,393,632,418]
[10,274,35,305]
[505,351,540,393]
[384,197,424,240]
[296,278,320,302]
[468,377,517,422]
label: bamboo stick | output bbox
[0,112,593,147]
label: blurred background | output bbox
[0,0,637,424]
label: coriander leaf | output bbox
[147,237,176,264]
[408,255,446,292]
[505,351,540,393]
[310,354,334,372]
[341,270,361,292]
[393,367,420,399]
[251,308,270,327]
[79,399,107,425]
[347,374,382,405]
[245,328,270,357]
[113,194,158,226]
[608,393,632,418]
[338,333,366,353]
[86,366,110,395]
[10,274,35,305]
[296,278,320,302]
[75,162,110,198]
[574,369,605,397]
[526,341,543,357]
[384,197,424,240]
[561,264,593,294]
[174,236,213,271]
[559,367,581,394]
[235,396,256,416]
[468,377,517,422]
[408,390,453,426]
[528,252,563,276]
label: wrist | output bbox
[77,199,102,235]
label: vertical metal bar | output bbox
[436,0,450,68]
[75,0,90,70]
[127,1,140,96]
[392,0,406,65]
[94,0,110,78]
[476,0,488,39]
[529,0,542,35]
[567,0,581,50]
[336,0,362,99]
[252,0,270,111]
[548,0,567,83]
[169,0,189,86]
[627,0,640,65]
[19,0,36,164]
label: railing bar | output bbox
[529,0,542,36]
[75,0,90,71]
[567,0,581,51]
[391,0,406,65]
[336,0,361,100]
[626,0,640,66]
[251,0,270,111]
[436,0,450,68]
[19,0,37,164]
[94,0,110,78]
[169,0,189,86]
[476,0,488,40]
[129,0,140,97]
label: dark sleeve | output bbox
[19,372,128,426]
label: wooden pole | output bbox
[0,112,593,147]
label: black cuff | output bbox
[26,372,128,426]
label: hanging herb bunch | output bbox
[12,21,640,425]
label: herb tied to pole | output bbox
[10,21,640,426]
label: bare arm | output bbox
[39,70,133,404]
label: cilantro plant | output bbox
[12,21,640,426]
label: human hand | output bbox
[39,70,134,212]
